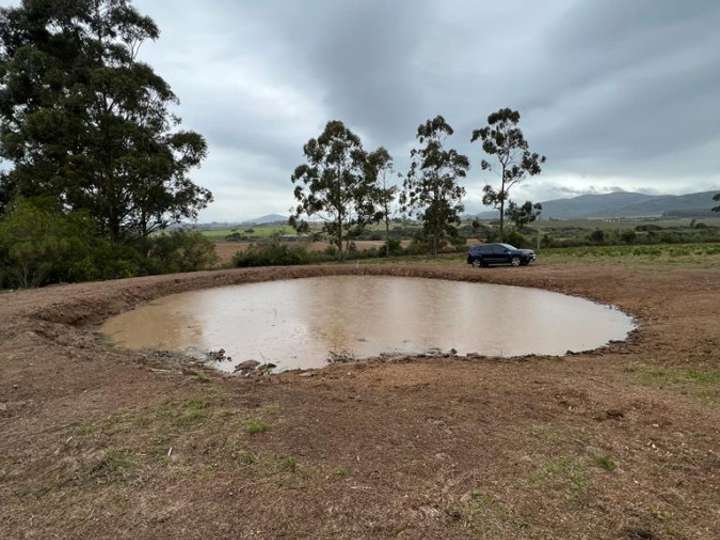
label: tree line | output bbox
[290,109,546,258]
[0,0,216,288]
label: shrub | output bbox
[589,229,605,244]
[232,242,325,267]
[382,238,404,257]
[0,198,220,289]
[620,229,637,244]
[505,230,532,249]
[0,198,101,288]
[144,230,218,274]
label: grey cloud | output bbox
[7,0,718,220]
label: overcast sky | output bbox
[10,0,720,220]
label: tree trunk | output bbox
[384,215,390,257]
[337,217,344,261]
[499,170,506,241]
[499,198,505,241]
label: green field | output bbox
[353,242,720,268]
[198,224,297,240]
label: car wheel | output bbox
[511,256,521,267]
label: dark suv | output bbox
[467,243,536,267]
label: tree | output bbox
[290,120,380,260]
[471,108,545,240]
[0,197,100,288]
[713,193,720,213]
[507,200,542,230]
[0,0,211,242]
[365,147,396,256]
[400,116,469,256]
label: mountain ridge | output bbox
[474,190,719,219]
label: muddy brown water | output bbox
[100,275,635,372]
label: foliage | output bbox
[471,108,545,239]
[232,242,324,267]
[507,200,542,229]
[290,121,381,260]
[0,0,211,241]
[589,229,605,244]
[620,229,637,244]
[400,115,469,256]
[366,146,397,256]
[143,230,218,274]
[505,230,532,249]
[0,198,217,289]
[713,193,720,213]
[0,198,134,288]
[382,238,404,257]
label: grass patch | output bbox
[632,365,720,403]
[189,370,212,383]
[88,449,137,483]
[529,456,590,498]
[451,491,528,535]
[592,454,617,472]
[236,451,257,465]
[334,467,351,478]
[143,398,214,430]
[280,456,297,473]
[244,419,269,435]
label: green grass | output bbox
[529,456,590,497]
[244,419,269,435]
[631,364,720,403]
[198,224,296,240]
[88,449,137,483]
[348,242,720,268]
[592,454,617,472]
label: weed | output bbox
[334,467,351,478]
[245,419,269,435]
[237,451,257,465]
[280,456,297,473]
[89,449,136,482]
[593,454,617,472]
[530,456,589,496]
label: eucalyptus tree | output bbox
[290,120,380,260]
[400,115,469,256]
[471,108,545,240]
[0,0,211,241]
[507,200,542,230]
[366,147,397,256]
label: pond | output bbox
[100,275,635,372]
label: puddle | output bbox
[100,275,635,372]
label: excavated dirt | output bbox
[1,262,720,539]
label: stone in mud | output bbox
[234,360,260,372]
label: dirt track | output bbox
[2,262,720,539]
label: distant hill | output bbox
[241,213,288,225]
[475,191,719,219]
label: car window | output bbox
[491,244,507,254]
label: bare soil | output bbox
[1,262,720,539]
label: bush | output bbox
[0,198,221,289]
[232,243,326,267]
[505,230,532,249]
[382,238,404,257]
[589,229,605,244]
[144,230,218,274]
[620,229,637,244]
[0,198,101,288]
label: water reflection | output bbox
[101,276,634,372]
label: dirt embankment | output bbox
[1,262,720,539]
